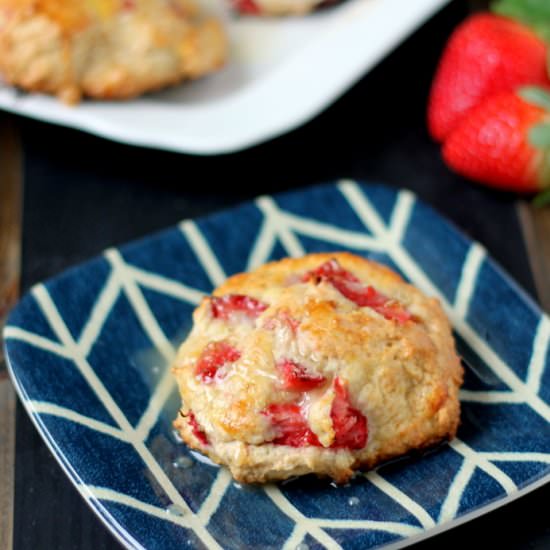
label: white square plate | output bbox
[0,0,449,154]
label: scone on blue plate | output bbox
[0,0,226,104]
[172,252,463,483]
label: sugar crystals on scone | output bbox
[172,252,463,483]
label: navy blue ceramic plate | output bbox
[5,182,550,550]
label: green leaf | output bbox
[532,187,550,207]
[492,0,550,42]
[529,124,550,148]
[492,0,550,22]
[520,87,550,111]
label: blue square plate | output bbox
[5,182,550,549]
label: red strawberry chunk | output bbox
[330,378,368,449]
[278,359,326,392]
[232,0,261,13]
[195,341,241,383]
[263,404,321,447]
[286,316,300,332]
[277,311,300,332]
[263,311,300,332]
[303,258,360,284]
[211,294,268,321]
[304,260,412,323]
[188,412,208,446]
[263,380,368,449]
[333,281,412,324]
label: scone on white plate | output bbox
[231,0,340,16]
[0,0,226,104]
[172,252,463,483]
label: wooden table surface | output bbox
[0,1,549,549]
[0,116,22,550]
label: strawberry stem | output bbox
[520,87,550,111]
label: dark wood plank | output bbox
[0,114,23,550]
[518,202,550,313]
[0,114,22,345]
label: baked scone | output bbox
[0,0,226,103]
[232,0,339,16]
[172,252,463,483]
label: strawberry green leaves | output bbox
[492,0,550,42]
[521,88,550,163]
[519,86,550,110]
[528,123,550,148]
[533,187,550,206]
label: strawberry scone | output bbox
[232,0,339,16]
[172,252,463,483]
[0,0,226,104]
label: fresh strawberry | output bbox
[442,87,550,192]
[277,359,326,392]
[305,260,412,323]
[263,403,321,447]
[188,412,208,445]
[195,341,241,382]
[211,294,268,320]
[330,378,368,449]
[232,0,261,14]
[427,13,550,142]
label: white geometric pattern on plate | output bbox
[5,181,550,549]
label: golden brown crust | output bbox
[0,0,226,103]
[172,252,463,483]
